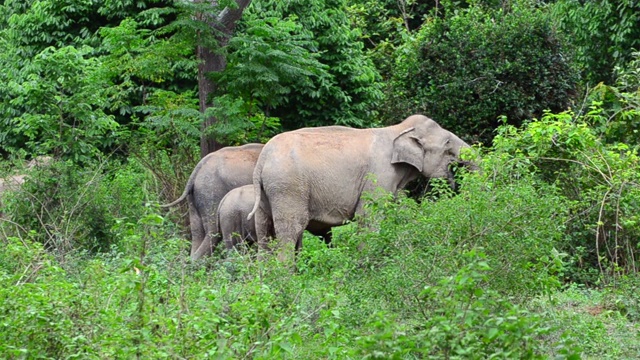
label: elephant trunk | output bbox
[453,138,479,172]
[447,170,457,191]
[460,159,480,172]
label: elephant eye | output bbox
[444,138,451,146]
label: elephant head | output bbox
[391,115,471,187]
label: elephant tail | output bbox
[160,153,210,208]
[247,156,264,221]
[159,190,188,208]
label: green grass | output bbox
[531,284,640,359]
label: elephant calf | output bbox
[217,185,260,250]
[218,185,332,252]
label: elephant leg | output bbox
[254,205,274,254]
[191,233,213,260]
[192,218,223,261]
[192,234,223,260]
[222,225,243,251]
[317,229,333,248]
[191,210,224,260]
[222,231,234,251]
[272,211,307,265]
[188,202,206,258]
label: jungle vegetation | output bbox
[1,0,639,358]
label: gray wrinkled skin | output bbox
[217,185,331,252]
[162,144,264,260]
[217,185,261,250]
[248,115,471,262]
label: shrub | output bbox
[552,0,640,85]
[492,109,640,283]
[0,45,120,161]
[340,169,568,315]
[339,250,581,359]
[234,0,385,129]
[387,2,579,144]
[0,238,89,358]
[1,158,158,256]
[586,51,640,145]
[0,202,584,358]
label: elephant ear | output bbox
[391,127,424,172]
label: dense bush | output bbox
[0,149,586,358]
[492,107,640,283]
[0,45,119,161]
[1,158,157,255]
[0,238,87,357]
[552,0,640,85]
[386,2,579,144]
[338,170,568,313]
[586,51,640,145]
[0,0,186,158]
[0,231,581,359]
[234,0,385,129]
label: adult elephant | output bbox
[162,144,264,260]
[248,115,472,263]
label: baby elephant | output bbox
[216,185,262,250]
[217,185,333,252]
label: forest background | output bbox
[1,0,640,358]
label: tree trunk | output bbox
[197,0,252,158]
[197,45,225,157]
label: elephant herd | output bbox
[163,115,472,262]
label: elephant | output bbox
[161,143,264,260]
[216,185,261,250]
[218,184,333,252]
[247,114,472,263]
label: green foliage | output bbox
[215,15,329,110]
[533,283,640,359]
[388,2,579,143]
[344,173,568,309]
[0,45,119,161]
[348,0,436,48]
[585,52,640,145]
[345,251,580,359]
[616,51,640,92]
[1,158,157,254]
[0,0,174,56]
[492,107,640,283]
[413,250,578,359]
[4,1,640,358]
[204,94,281,145]
[97,16,197,116]
[0,1,197,162]
[95,14,202,203]
[2,0,102,57]
[0,151,587,359]
[208,14,326,142]
[0,224,584,359]
[552,0,640,85]
[134,89,201,149]
[0,238,88,358]
[238,0,385,129]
